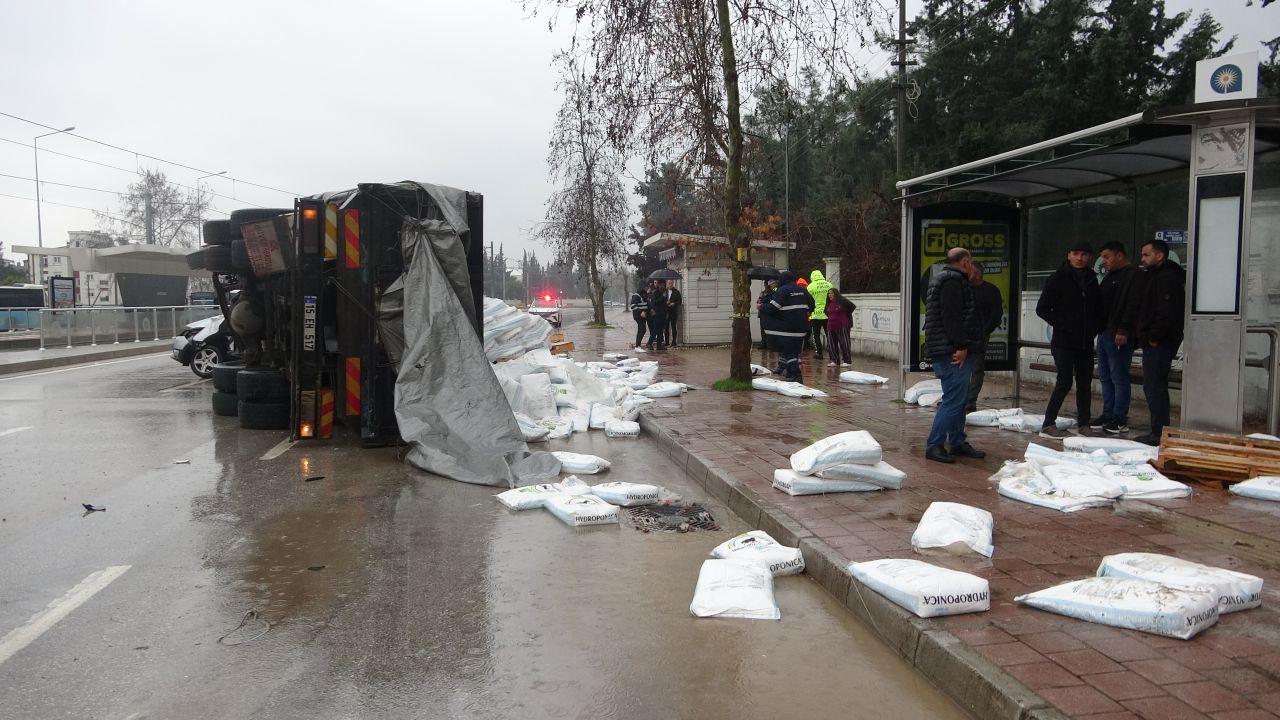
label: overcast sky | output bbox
[0,0,1272,267]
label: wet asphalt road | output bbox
[0,352,964,719]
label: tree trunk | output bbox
[715,0,751,382]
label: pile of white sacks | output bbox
[495,470,674,527]
[482,297,555,362]
[967,407,1078,433]
[689,530,806,620]
[772,431,906,495]
[993,437,1189,512]
[492,347,688,444]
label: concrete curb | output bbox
[639,412,1064,720]
[0,342,171,376]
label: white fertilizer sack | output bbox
[752,377,782,392]
[994,461,1122,513]
[1097,552,1262,613]
[776,382,829,398]
[590,481,661,507]
[1015,577,1219,640]
[544,494,620,527]
[639,381,684,398]
[1110,447,1160,465]
[557,408,590,433]
[967,408,1023,427]
[848,559,990,618]
[604,420,641,438]
[839,370,889,385]
[519,373,558,420]
[911,502,995,557]
[710,530,805,577]
[750,364,772,376]
[917,392,943,407]
[816,461,906,490]
[1024,442,1111,467]
[1230,476,1280,502]
[689,559,781,620]
[550,451,612,474]
[790,431,883,474]
[903,379,943,404]
[513,412,550,442]
[1063,436,1152,453]
[588,404,618,430]
[1101,464,1191,500]
[536,416,574,440]
[773,469,881,495]
[495,476,592,511]
[553,384,578,408]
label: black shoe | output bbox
[950,443,986,459]
[1133,433,1160,446]
[1089,416,1112,431]
[1104,420,1129,434]
[925,446,955,464]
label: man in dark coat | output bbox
[665,279,683,346]
[923,248,986,464]
[964,264,1004,413]
[1036,241,1102,439]
[647,282,668,352]
[1091,241,1142,434]
[759,270,814,381]
[629,284,650,352]
[1129,239,1186,446]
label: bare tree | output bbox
[535,60,630,325]
[95,169,213,248]
[527,0,881,380]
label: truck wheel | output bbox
[203,245,234,272]
[211,361,244,394]
[211,390,239,416]
[230,239,253,275]
[238,399,289,429]
[186,249,206,270]
[202,220,233,246]
[228,208,292,239]
[237,368,289,402]
[190,345,224,378]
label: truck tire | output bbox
[203,245,234,273]
[230,239,252,275]
[228,208,291,239]
[186,249,206,270]
[237,367,289,402]
[211,390,239,416]
[211,361,244,394]
[202,220,233,246]
[238,399,289,430]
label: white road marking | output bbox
[0,426,34,439]
[159,377,209,392]
[0,565,131,666]
[0,354,167,382]
[260,438,296,460]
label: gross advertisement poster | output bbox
[910,204,1019,372]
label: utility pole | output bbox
[144,191,155,245]
[892,0,916,179]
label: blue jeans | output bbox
[927,353,973,451]
[1097,333,1135,423]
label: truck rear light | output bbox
[302,207,319,220]
[299,422,314,438]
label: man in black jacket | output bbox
[760,271,814,381]
[923,248,986,464]
[648,283,669,352]
[629,284,650,352]
[1091,241,1141,434]
[964,264,1004,413]
[665,279,683,346]
[1036,241,1102,440]
[1130,239,1186,446]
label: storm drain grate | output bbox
[627,503,720,533]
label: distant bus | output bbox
[0,284,46,332]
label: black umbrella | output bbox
[746,266,781,281]
[648,268,682,280]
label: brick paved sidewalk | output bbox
[576,313,1280,720]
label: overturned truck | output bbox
[187,182,540,485]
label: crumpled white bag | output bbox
[551,451,611,474]
[816,461,905,490]
[513,412,550,442]
[750,364,773,376]
[638,381,685,398]
[1230,476,1280,502]
[1016,577,1219,639]
[848,558,990,618]
[1101,463,1190,500]
[904,379,942,404]
[911,502,994,557]
[710,530,805,577]
[994,461,1124,512]
[839,370,889,385]
[519,373,558,420]
[1097,552,1262,613]
[790,431,883,474]
[689,559,781,620]
[495,476,591,510]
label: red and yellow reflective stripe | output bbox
[324,204,338,259]
[344,357,361,416]
[343,208,360,269]
[320,389,334,438]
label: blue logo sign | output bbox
[1210,64,1243,94]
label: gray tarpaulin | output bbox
[394,217,533,486]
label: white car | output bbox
[527,302,562,328]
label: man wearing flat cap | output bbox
[1035,240,1103,440]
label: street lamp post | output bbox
[33,126,75,251]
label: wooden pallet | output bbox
[550,340,575,354]
[1152,428,1280,487]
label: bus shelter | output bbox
[896,95,1280,435]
